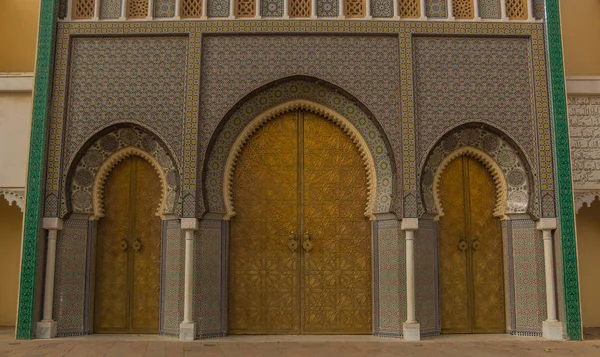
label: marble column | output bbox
[401,218,420,341]
[527,0,534,21]
[120,0,128,20]
[36,218,64,339]
[419,0,427,20]
[175,0,182,18]
[180,218,198,340]
[500,0,508,20]
[536,218,564,340]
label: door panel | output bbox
[229,110,371,334]
[95,158,132,332]
[131,157,162,333]
[438,156,505,334]
[94,156,162,334]
[302,113,371,334]
[468,159,505,333]
[438,157,470,334]
[229,113,300,334]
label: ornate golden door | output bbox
[229,110,372,334]
[438,156,505,334]
[94,156,162,334]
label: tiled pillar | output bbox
[402,218,420,341]
[36,218,64,339]
[536,218,564,340]
[180,218,198,340]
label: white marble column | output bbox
[120,0,128,20]
[527,0,534,21]
[202,0,208,18]
[174,0,182,18]
[419,0,427,20]
[401,218,420,341]
[338,0,344,18]
[148,0,155,19]
[66,0,74,20]
[447,0,454,20]
[256,0,262,18]
[311,0,317,19]
[283,0,289,18]
[229,0,236,18]
[36,218,64,339]
[536,218,564,340]
[93,0,101,20]
[365,0,372,19]
[473,0,481,20]
[500,0,508,20]
[180,218,198,340]
[392,0,399,19]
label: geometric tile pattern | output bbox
[375,219,405,335]
[318,0,339,17]
[510,219,546,334]
[479,0,500,19]
[59,0,69,18]
[204,79,394,216]
[371,0,393,17]
[199,35,400,215]
[208,0,230,16]
[426,0,447,17]
[154,0,176,17]
[420,126,535,217]
[54,219,89,336]
[533,0,544,20]
[262,0,284,16]
[100,0,122,19]
[161,220,185,335]
[415,218,439,335]
[67,126,180,218]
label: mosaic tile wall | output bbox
[554,222,567,336]
[372,0,393,18]
[415,218,439,335]
[426,0,447,18]
[262,0,284,16]
[208,0,230,16]
[479,0,501,19]
[155,0,176,17]
[161,220,185,335]
[510,219,546,335]
[533,0,545,20]
[413,36,535,169]
[199,35,401,215]
[100,0,122,19]
[64,36,188,167]
[375,219,405,336]
[54,218,89,336]
[194,219,223,337]
[317,0,338,17]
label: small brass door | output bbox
[438,156,505,334]
[94,156,162,334]
[229,110,372,334]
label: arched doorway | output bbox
[228,110,372,334]
[438,156,505,334]
[0,196,23,328]
[93,156,162,333]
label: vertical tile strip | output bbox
[16,0,57,340]
[545,0,582,341]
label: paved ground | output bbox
[2,327,600,357]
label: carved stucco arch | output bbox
[0,189,25,212]
[574,190,600,213]
[223,99,378,220]
[90,147,168,220]
[432,146,509,220]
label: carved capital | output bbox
[181,218,198,231]
[400,218,419,231]
[42,217,64,231]
[536,218,557,231]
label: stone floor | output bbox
[2,327,600,357]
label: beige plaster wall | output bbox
[561,0,600,76]
[0,197,23,327]
[576,198,600,328]
[0,0,40,73]
[0,92,33,188]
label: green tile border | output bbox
[16,0,57,340]
[545,0,582,341]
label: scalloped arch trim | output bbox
[223,99,377,220]
[91,147,168,220]
[574,190,600,213]
[0,189,25,212]
[432,146,508,220]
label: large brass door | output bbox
[229,110,372,334]
[438,156,505,334]
[94,156,162,334]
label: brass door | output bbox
[229,110,372,334]
[438,156,505,334]
[94,156,162,334]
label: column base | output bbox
[36,320,57,339]
[180,322,196,340]
[403,322,420,341]
[542,320,564,340]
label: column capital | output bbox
[181,218,199,231]
[401,218,419,231]
[536,218,557,231]
[42,217,63,231]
